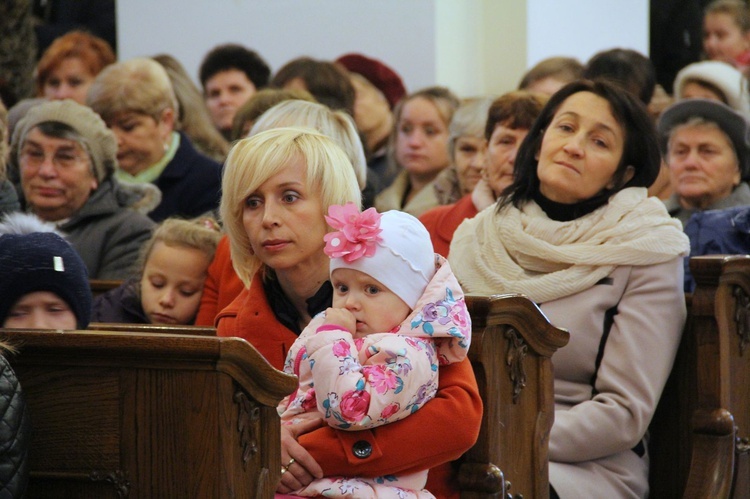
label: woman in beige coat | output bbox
[449,80,689,498]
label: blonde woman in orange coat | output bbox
[217,127,481,498]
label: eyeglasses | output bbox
[20,146,87,169]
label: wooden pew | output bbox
[85,297,571,499]
[89,279,123,297]
[88,309,564,499]
[460,255,746,499]
[21,259,747,499]
[1,328,297,498]
[713,256,750,498]
[460,294,570,499]
[648,255,750,498]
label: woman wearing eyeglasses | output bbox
[9,99,155,279]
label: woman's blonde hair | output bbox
[220,126,362,285]
[136,216,223,276]
[152,54,230,161]
[250,100,367,189]
[87,57,179,121]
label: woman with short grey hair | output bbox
[87,57,223,222]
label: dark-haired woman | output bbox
[449,80,690,498]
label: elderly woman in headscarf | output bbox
[9,99,155,279]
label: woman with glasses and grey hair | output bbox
[9,99,155,279]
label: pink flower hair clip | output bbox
[323,202,383,262]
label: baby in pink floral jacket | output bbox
[278,203,471,499]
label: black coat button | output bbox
[352,440,372,459]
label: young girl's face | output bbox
[140,242,211,325]
[331,268,411,336]
[703,12,750,64]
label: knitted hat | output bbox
[336,53,407,109]
[10,99,117,183]
[7,98,45,140]
[658,98,750,179]
[672,61,750,117]
[0,230,92,328]
[324,203,435,309]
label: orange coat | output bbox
[215,271,483,499]
[195,235,244,326]
[419,194,479,258]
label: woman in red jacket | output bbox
[217,126,481,498]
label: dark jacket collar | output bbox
[262,272,332,334]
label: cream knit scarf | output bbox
[449,187,690,303]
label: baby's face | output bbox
[331,268,411,336]
[140,242,211,325]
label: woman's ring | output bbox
[287,458,295,467]
[281,466,288,475]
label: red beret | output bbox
[336,53,406,109]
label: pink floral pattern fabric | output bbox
[278,256,470,498]
[289,478,436,498]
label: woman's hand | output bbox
[277,417,325,493]
[322,307,356,334]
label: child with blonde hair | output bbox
[92,216,222,324]
[277,203,471,499]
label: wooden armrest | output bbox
[4,328,296,497]
[683,409,735,498]
[650,255,750,498]
[459,294,569,499]
[89,279,123,296]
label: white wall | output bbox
[118,0,438,94]
[118,0,649,98]
[526,0,650,69]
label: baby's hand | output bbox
[322,308,356,334]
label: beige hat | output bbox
[673,61,750,118]
[10,99,117,183]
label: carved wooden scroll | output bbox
[234,388,261,469]
[505,328,528,404]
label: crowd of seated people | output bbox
[5,1,750,495]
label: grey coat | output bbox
[0,181,19,217]
[59,178,155,280]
